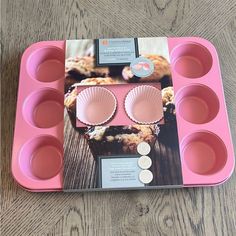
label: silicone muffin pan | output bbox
[12,37,235,191]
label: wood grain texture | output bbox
[1,0,236,235]
[63,113,183,189]
[63,111,98,189]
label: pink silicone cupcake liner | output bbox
[124,85,163,124]
[76,86,117,125]
[11,37,235,191]
[75,83,161,127]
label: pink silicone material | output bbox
[168,37,235,186]
[12,41,64,190]
[23,88,64,128]
[12,37,235,191]
[76,83,161,127]
[125,85,163,124]
[76,86,117,126]
[19,135,63,180]
[171,42,213,78]
[181,132,227,175]
[27,47,64,82]
[176,84,219,124]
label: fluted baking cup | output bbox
[125,85,163,124]
[76,87,117,125]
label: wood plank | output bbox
[1,0,236,235]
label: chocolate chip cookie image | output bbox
[122,54,171,83]
[84,125,160,158]
[65,56,110,92]
[162,86,176,123]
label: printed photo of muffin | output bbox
[78,77,118,86]
[65,77,118,108]
[65,56,109,79]
[162,86,176,123]
[65,56,110,92]
[85,125,160,157]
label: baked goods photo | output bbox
[65,56,110,92]
[161,86,176,123]
[65,56,109,79]
[84,125,160,157]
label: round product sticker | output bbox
[139,170,153,184]
[138,155,152,169]
[130,57,154,78]
[137,142,151,156]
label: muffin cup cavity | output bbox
[23,89,64,128]
[171,43,213,78]
[181,132,227,175]
[27,47,65,82]
[125,85,163,124]
[176,85,219,124]
[19,136,63,180]
[76,87,117,126]
[12,38,234,190]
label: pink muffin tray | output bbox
[12,37,235,191]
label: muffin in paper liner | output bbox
[84,125,160,158]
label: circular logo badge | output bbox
[130,57,154,78]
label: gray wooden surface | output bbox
[1,0,236,235]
